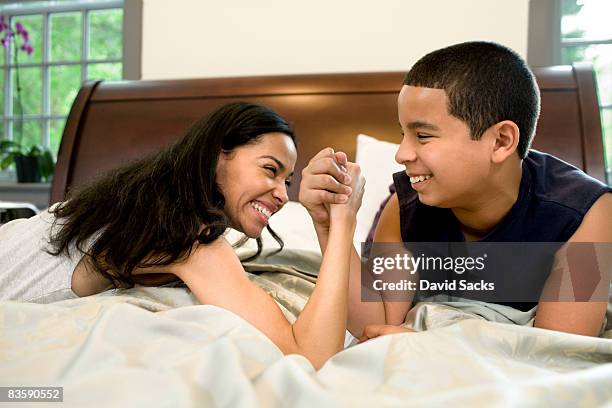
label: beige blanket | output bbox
[1,250,611,407]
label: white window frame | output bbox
[1,0,123,146]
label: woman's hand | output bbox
[299,148,353,228]
[329,162,365,224]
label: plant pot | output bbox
[14,154,42,183]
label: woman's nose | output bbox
[273,182,289,205]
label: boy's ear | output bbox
[490,120,520,163]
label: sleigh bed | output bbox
[1,65,611,406]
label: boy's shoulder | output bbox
[388,150,610,243]
[525,150,611,217]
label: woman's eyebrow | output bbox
[258,155,293,177]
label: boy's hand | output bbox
[299,147,353,227]
[358,324,415,343]
[329,162,365,223]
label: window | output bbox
[560,0,612,183]
[0,0,124,181]
[528,0,611,184]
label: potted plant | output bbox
[0,15,55,182]
[0,139,54,182]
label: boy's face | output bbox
[396,85,494,209]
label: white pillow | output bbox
[266,201,320,253]
[354,134,402,250]
[226,201,321,256]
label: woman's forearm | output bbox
[291,216,356,368]
[313,221,331,254]
[312,218,386,338]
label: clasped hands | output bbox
[298,147,415,342]
[298,147,365,227]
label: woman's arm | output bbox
[173,164,364,369]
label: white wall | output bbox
[141,0,530,80]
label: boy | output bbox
[299,41,612,339]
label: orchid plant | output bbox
[0,15,53,181]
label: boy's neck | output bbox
[452,158,523,241]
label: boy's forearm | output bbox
[347,246,386,337]
[535,301,607,336]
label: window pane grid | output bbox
[562,38,612,46]
[0,3,122,171]
[50,12,82,62]
[0,1,123,16]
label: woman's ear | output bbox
[490,120,520,164]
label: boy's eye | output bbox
[264,166,277,175]
[285,179,292,187]
[417,134,433,140]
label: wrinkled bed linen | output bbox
[1,250,611,407]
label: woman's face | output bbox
[216,132,297,238]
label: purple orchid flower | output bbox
[0,16,34,55]
[0,30,13,48]
[20,43,33,55]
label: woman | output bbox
[0,102,364,369]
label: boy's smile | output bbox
[408,174,432,191]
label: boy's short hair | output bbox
[404,41,540,158]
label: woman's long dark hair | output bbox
[48,102,295,288]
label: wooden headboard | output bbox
[50,63,606,205]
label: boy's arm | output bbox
[372,193,415,325]
[349,194,414,330]
[535,193,612,336]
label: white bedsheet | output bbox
[1,279,611,407]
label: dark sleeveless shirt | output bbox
[390,150,611,311]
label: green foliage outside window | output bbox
[13,14,42,63]
[89,10,122,60]
[561,0,612,183]
[50,65,81,115]
[51,12,82,62]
